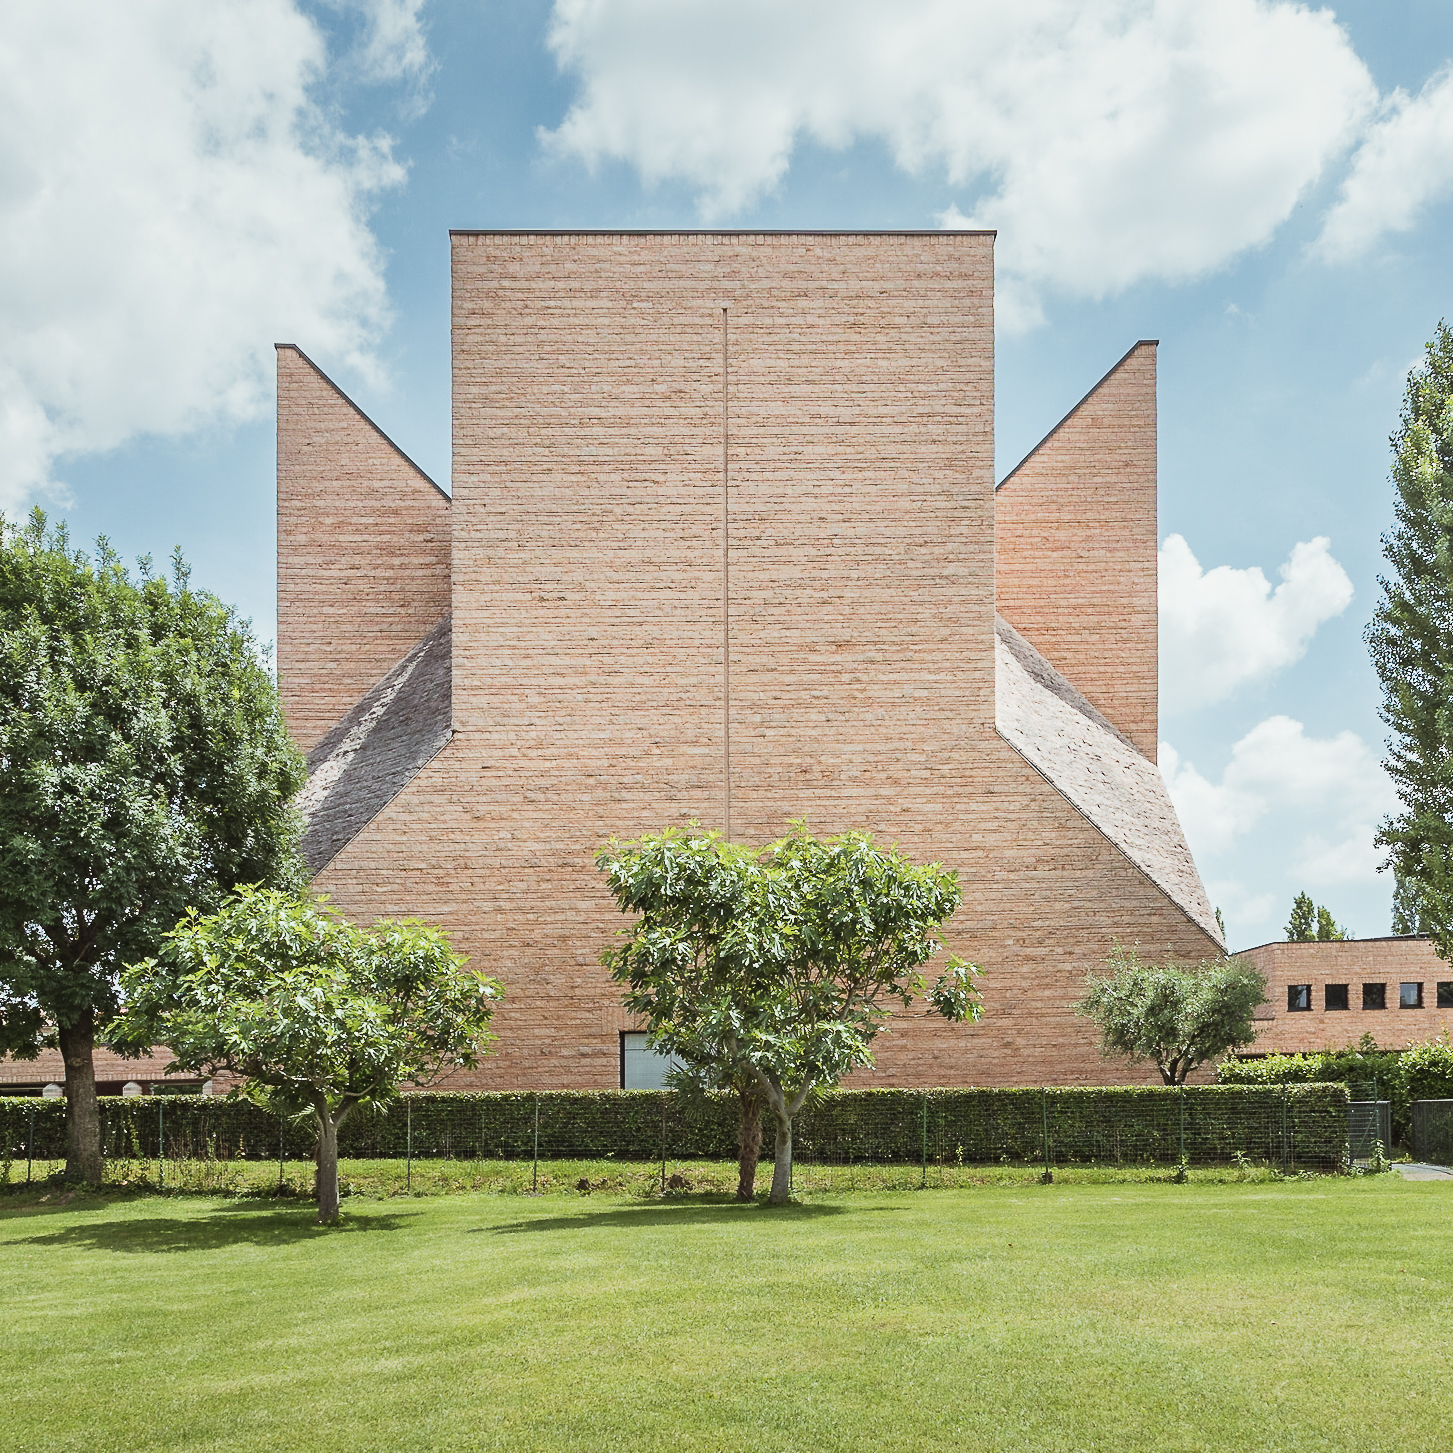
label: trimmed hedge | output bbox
[0,1083,1349,1173]
[1217,1040,1453,1146]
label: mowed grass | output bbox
[2,1178,1450,1453]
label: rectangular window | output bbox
[1288,984,1312,1012]
[1363,983,1387,1011]
[619,1032,681,1090]
[1400,981,1424,1009]
[1438,982,1453,1009]
[1324,984,1349,1011]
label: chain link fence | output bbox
[1412,1099,1453,1165]
[0,1084,1350,1188]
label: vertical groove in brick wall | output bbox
[722,305,731,838]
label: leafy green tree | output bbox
[0,512,306,1183]
[1076,943,1267,1085]
[1369,323,1453,959]
[1391,873,1435,936]
[1285,892,1349,942]
[116,889,501,1223]
[598,825,982,1205]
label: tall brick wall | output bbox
[306,233,1219,1091]
[276,344,452,752]
[1240,938,1453,1053]
[994,341,1158,759]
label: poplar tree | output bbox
[1285,892,1348,942]
[1369,323,1453,960]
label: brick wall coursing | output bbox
[1240,937,1453,1053]
[276,344,452,752]
[305,233,1217,1092]
[994,341,1159,760]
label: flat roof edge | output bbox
[1237,935,1430,955]
[448,228,997,238]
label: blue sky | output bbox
[8,0,1453,948]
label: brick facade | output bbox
[283,233,1220,1091]
[1240,938,1453,1053]
[275,344,451,752]
[994,342,1159,759]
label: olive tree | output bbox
[0,512,305,1182]
[598,825,982,1205]
[116,889,501,1223]
[1075,943,1267,1085]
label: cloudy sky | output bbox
[5,0,1452,947]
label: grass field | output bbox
[0,1151,1324,1200]
[3,1177,1450,1452]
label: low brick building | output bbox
[282,230,1224,1090]
[1239,937,1453,1054]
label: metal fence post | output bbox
[531,1093,540,1194]
[921,1091,928,1189]
[27,1106,34,1184]
[278,1115,285,1195]
[157,1098,164,1191]
[406,1097,413,1191]
[1281,1089,1290,1177]
[660,1092,668,1195]
[1178,1084,1186,1167]
[1042,1090,1053,1184]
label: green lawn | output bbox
[2,1178,1450,1452]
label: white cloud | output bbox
[1159,534,1353,714]
[1162,717,1396,920]
[541,0,1375,328]
[1204,878,1277,938]
[328,0,433,86]
[1317,64,1453,261]
[0,0,413,511]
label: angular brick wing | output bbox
[276,344,451,752]
[995,341,1159,759]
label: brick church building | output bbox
[279,230,1222,1091]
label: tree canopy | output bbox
[1368,323,1453,960]
[598,824,982,1204]
[0,512,306,1181]
[1391,874,1435,936]
[1076,943,1266,1085]
[116,888,501,1222]
[1285,892,1348,942]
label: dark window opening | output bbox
[1438,982,1453,1009]
[1288,984,1312,1012]
[619,1031,681,1089]
[1362,983,1386,1011]
[1400,981,1424,1009]
[1324,984,1349,1011]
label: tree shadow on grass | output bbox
[484,1198,901,1234]
[4,1205,418,1254]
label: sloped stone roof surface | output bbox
[995,616,1221,944]
[297,615,452,874]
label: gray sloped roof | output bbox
[297,615,452,875]
[994,615,1222,945]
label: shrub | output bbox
[1219,1044,1410,1142]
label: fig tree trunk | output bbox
[736,1086,764,1201]
[315,1101,341,1224]
[60,1012,103,1184]
[768,1110,793,1205]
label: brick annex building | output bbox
[281,230,1225,1092]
